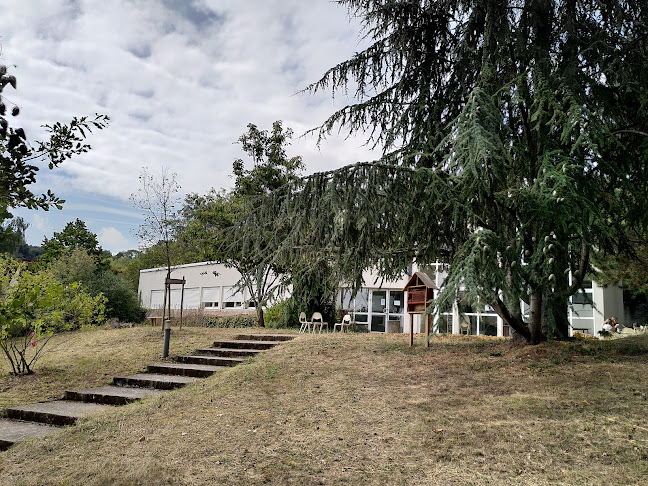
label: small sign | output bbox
[165,278,186,285]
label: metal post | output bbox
[162,319,171,358]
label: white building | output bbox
[138,263,258,316]
[138,261,623,336]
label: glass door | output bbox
[371,290,387,332]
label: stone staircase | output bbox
[0,333,294,451]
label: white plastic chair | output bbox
[460,319,470,335]
[311,312,327,333]
[298,312,311,333]
[334,314,352,333]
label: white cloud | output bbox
[31,213,54,234]
[97,227,131,253]
[1,0,377,248]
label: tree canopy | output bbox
[248,1,648,343]
[1,64,108,212]
[180,121,304,326]
[40,218,106,267]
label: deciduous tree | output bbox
[180,121,303,326]
[131,167,182,321]
[40,218,106,268]
[0,64,108,212]
[0,256,106,375]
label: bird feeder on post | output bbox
[403,271,437,347]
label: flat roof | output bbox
[139,261,219,274]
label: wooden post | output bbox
[426,314,430,347]
[167,282,171,328]
[161,284,168,329]
[179,277,185,330]
[409,313,414,347]
[164,278,186,330]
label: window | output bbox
[150,290,164,309]
[223,286,243,309]
[437,314,452,334]
[341,288,369,325]
[389,291,404,314]
[202,287,221,309]
[569,276,594,333]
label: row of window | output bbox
[341,288,405,332]
[340,263,596,336]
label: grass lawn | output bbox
[1,326,648,485]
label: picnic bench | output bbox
[148,316,164,327]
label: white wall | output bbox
[596,282,624,329]
[138,262,246,311]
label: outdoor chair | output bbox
[334,314,352,333]
[298,312,312,333]
[311,312,328,333]
[460,321,470,335]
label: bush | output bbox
[0,256,106,375]
[47,248,146,323]
[97,271,146,323]
[203,315,257,328]
[264,300,290,328]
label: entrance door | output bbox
[371,290,387,332]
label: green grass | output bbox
[1,328,648,485]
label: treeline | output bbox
[1,217,146,324]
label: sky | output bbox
[0,0,376,253]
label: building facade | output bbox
[138,261,623,336]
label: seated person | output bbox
[601,317,620,334]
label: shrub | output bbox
[203,314,257,328]
[264,300,290,328]
[0,256,106,375]
[47,248,146,323]
[97,271,146,323]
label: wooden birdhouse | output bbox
[403,271,437,346]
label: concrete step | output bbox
[193,347,262,358]
[0,419,60,451]
[147,362,226,378]
[64,386,162,406]
[212,339,281,350]
[2,400,112,426]
[113,373,198,390]
[235,333,296,342]
[175,354,245,367]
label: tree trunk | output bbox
[493,296,531,343]
[529,291,544,344]
[552,297,570,340]
[256,306,265,327]
[550,240,570,339]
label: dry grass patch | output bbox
[1,331,648,485]
[0,325,284,407]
